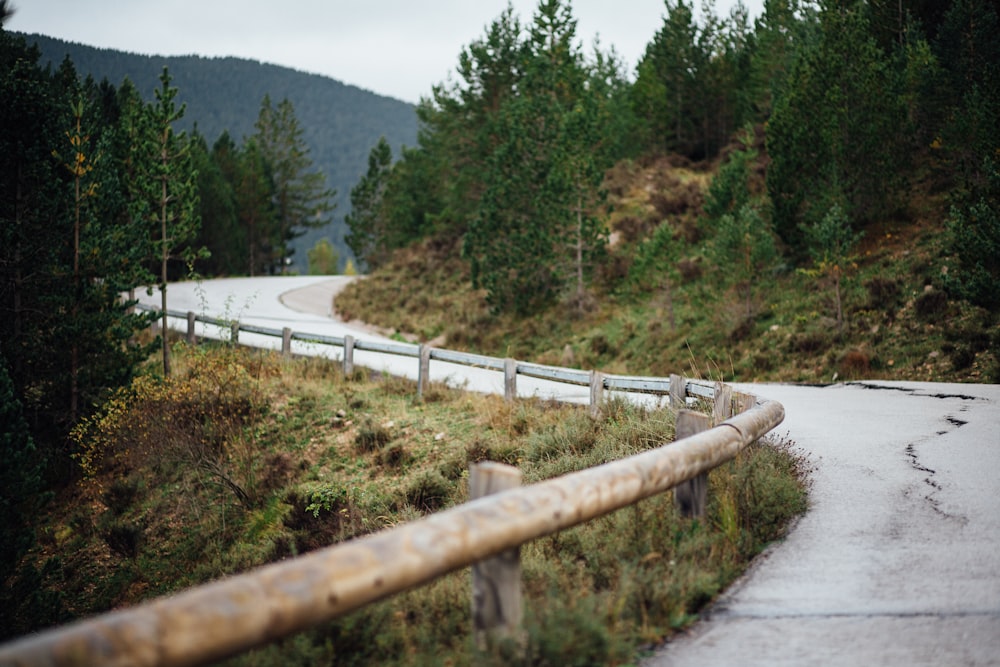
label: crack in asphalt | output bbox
[902,413,971,523]
[847,382,985,401]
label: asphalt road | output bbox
[645,381,1000,667]
[139,277,1000,666]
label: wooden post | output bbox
[230,321,239,345]
[470,462,523,649]
[186,312,196,345]
[589,370,604,418]
[504,358,517,403]
[281,327,292,358]
[343,335,355,377]
[674,410,711,518]
[670,374,687,410]
[713,382,733,425]
[734,391,756,414]
[417,345,431,399]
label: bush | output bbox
[914,288,949,320]
[71,346,272,508]
[103,477,140,516]
[354,419,393,453]
[865,276,901,310]
[102,520,142,560]
[403,471,453,512]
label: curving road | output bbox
[139,278,1000,666]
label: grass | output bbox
[9,344,808,666]
[334,154,998,385]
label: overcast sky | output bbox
[9,1,764,105]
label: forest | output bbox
[344,0,997,316]
[22,31,420,273]
[1,0,998,654]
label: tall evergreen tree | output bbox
[0,31,154,469]
[231,137,275,276]
[437,6,525,232]
[192,131,244,276]
[632,0,703,155]
[465,0,609,314]
[253,95,335,273]
[128,68,201,376]
[767,0,909,250]
[933,0,1000,191]
[703,128,778,319]
[345,136,394,270]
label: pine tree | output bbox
[345,137,393,270]
[191,131,243,276]
[712,203,779,319]
[704,130,778,319]
[463,0,611,315]
[767,0,909,251]
[946,157,1000,310]
[1,32,154,469]
[128,68,201,376]
[232,137,275,276]
[933,0,1000,192]
[801,203,863,331]
[254,95,335,273]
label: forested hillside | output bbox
[338,0,999,382]
[21,32,419,272]
[1,0,998,655]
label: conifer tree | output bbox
[254,95,335,273]
[232,137,275,276]
[128,68,201,376]
[345,136,393,270]
[1,32,154,466]
[464,0,610,314]
[801,203,863,331]
[191,132,243,276]
[767,0,908,250]
[946,157,1000,310]
[704,129,778,319]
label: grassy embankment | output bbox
[11,340,807,666]
[335,154,998,385]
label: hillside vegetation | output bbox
[21,32,419,272]
[337,146,999,384]
[335,0,998,384]
[1,0,997,662]
[6,343,808,666]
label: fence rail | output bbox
[0,305,784,667]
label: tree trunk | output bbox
[161,138,171,377]
[575,194,584,314]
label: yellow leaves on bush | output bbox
[72,347,274,493]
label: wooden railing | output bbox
[0,307,784,667]
[142,306,719,411]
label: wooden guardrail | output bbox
[143,306,716,412]
[0,306,784,667]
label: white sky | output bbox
[8,0,763,105]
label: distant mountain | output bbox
[19,32,419,273]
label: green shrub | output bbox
[404,471,453,512]
[355,419,393,453]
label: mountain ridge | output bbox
[18,31,420,272]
